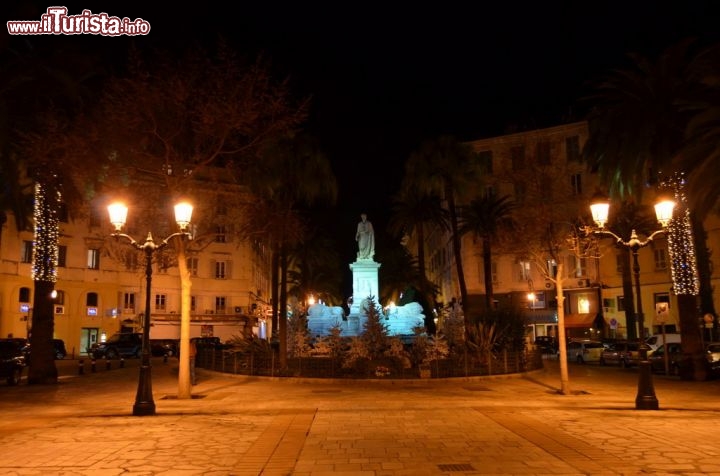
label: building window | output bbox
[87,249,100,270]
[124,251,139,270]
[546,259,557,279]
[187,257,199,276]
[491,262,499,284]
[536,141,551,165]
[215,225,227,243]
[518,260,531,281]
[86,292,98,307]
[21,240,33,263]
[57,245,67,267]
[477,150,493,173]
[190,296,196,312]
[19,287,31,303]
[566,135,580,162]
[54,290,65,305]
[568,255,587,277]
[123,293,135,312]
[213,260,231,279]
[215,296,227,314]
[155,294,167,311]
[617,296,626,312]
[510,145,525,171]
[571,173,582,195]
[654,248,667,270]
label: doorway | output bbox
[80,328,99,355]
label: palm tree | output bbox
[387,187,448,302]
[240,133,337,368]
[403,136,481,337]
[583,41,711,380]
[458,195,516,310]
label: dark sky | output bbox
[4,0,720,264]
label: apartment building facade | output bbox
[420,121,719,341]
[0,185,273,357]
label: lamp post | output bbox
[589,194,675,410]
[108,201,193,416]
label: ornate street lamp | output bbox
[108,201,193,416]
[589,193,675,410]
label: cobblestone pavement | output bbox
[1,357,719,475]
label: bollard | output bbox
[106,359,111,370]
[78,359,84,375]
[91,358,96,372]
[120,357,125,368]
[163,353,168,364]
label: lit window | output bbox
[518,260,531,281]
[155,294,167,311]
[187,257,199,276]
[123,293,135,312]
[87,249,100,270]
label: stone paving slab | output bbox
[1,359,720,475]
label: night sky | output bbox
[4,1,720,265]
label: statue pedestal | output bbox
[348,260,381,333]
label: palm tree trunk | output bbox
[271,245,280,339]
[445,187,468,331]
[482,236,493,310]
[279,244,289,369]
[416,223,426,283]
[677,293,705,380]
[691,215,716,319]
[27,180,59,385]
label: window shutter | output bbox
[226,261,232,279]
[210,259,216,278]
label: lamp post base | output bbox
[635,360,659,410]
[133,363,156,416]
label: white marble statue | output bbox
[355,213,375,260]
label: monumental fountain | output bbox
[307,213,425,337]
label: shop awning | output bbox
[563,313,600,328]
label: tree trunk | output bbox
[554,263,570,395]
[620,247,637,340]
[482,235,493,310]
[445,187,468,335]
[279,245,289,369]
[677,293,705,381]
[176,240,192,399]
[28,279,58,384]
[27,181,59,385]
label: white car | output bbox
[566,340,605,364]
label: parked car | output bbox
[649,343,683,375]
[646,333,681,352]
[0,339,27,385]
[90,333,142,359]
[22,339,67,361]
[534,336,558,354]
[599,341,639,368]
[150,339,178,357]
[566,340,604,364]
[704,343,720,377]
